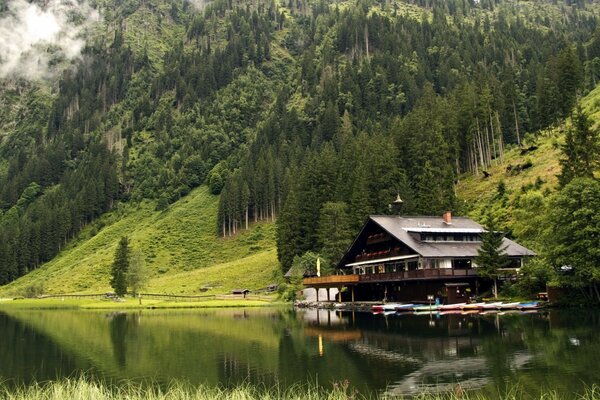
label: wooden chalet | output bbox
[303,212,536,304]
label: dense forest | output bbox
[1,0,600,290]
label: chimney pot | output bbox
[443,211,452,225]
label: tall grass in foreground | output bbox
[2,378,600,400]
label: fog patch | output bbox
[0,0,100,80]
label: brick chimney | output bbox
[443,211,452,225]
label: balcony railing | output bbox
[303,275,360,286]
[303,268,477,286]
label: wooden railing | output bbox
[303,269,477,286]
[303,275,360,286]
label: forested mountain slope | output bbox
[2,0,600,293]
[457,82,600,253]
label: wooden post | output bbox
[338,287,342,303]
[351,286,355,303]
[315,288,319,302]
[327,288,330,302]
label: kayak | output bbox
[498,302,520,309]
[372,303,404,312]
[480,302,503,310]
[461,302,486,310]
[517,301,540,310]
[439,303,466,310]
[413,304,440,312]
[394,304,415,312]
[439,310,463,315]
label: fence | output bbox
[36,292,274,302]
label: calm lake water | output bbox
[0,307,599,398]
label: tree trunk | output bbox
[493,278,498,300]
[513,100,521,147]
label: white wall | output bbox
[302,287,340,302]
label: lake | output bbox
[0,307,598,398]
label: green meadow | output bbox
[0,187,280,298]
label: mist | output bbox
[0,0,100,80]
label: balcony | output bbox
[303,269,477,287]
[303,275,360,286]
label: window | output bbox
[452,259,472,270]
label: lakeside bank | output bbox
[0,297,281,310]
[2,378,600,400]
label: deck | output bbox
[303,268,477,287]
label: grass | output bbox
[0,186,280,298]
[2,378,600,400]
[455,82,600,233]
[0,297,277,310]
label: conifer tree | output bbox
[317,202,353,272]
[475,219,510,299]
[559,106,600,187]
[110,236,130,296]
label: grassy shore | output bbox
[0,297,279,310]
[1,379,600,400]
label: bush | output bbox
[22,283,44,298]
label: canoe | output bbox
[480,302,503,310]
[439,310,463,315]
[461,302,486,310]
[372,303,403,312]
[413,304,440,312]
[394,304,415,312]
[439,303,466,311]
[517,301,540,310]
[498,302,520,309]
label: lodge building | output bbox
[303,212,536,304]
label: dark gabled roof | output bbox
[366,215,536,259]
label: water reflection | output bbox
[0,308,599,398]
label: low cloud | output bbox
[0,0,100,80]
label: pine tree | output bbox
[475,219,510,299]
[110,236,130,296]
[317,202,353,272]
[558,106,600,187]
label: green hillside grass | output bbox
[0,186,280,297]
[456,84,600,244]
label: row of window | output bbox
[352,258,474,275]
[422,234,481,242]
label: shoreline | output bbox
[0,297,282,310]
[0,377,598,400]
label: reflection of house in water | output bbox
[386,351,533,396]
[304,212,535,303]
[299,309,347,326]
[300,310,540,396]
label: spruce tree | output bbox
[558,106,600,187]
[317,202,353,272]
[475,219,510,299]
[110,236,129,296]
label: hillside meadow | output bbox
[0,187,280,297]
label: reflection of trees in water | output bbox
[109,312,138,369]
[0,312,95,384]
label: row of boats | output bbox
[372,301,541,314]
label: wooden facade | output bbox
[303,213,535,303]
